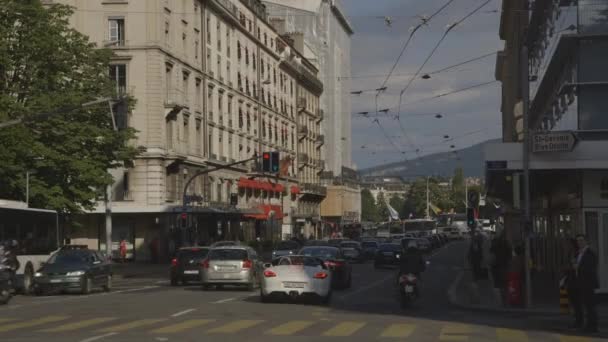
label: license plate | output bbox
[405,285,414,293]
[217,266,236,271]
[283,282,305,288]
[184,270,199,275]
[50,279,62,283]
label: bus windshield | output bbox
[0,205,59,255]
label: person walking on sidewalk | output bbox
[468,232,486,280]
[490,232,512,305]
[572,234,599,333]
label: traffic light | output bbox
[261,151,280,173]
[180,212,187,229]
[467,207,475,229]
[262,152,271,172]
[271,151,280,173]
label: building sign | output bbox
[486,161,507,170]
[533,131,577,153]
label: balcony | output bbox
[300,183,327,197]
[298,153,309,168]
[315,135,324,147]
[298,126,308,140]
[316,108,324,123]
[164,89,187,110]
[297,97,306,110]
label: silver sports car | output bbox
[260,255,332,304]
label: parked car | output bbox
[299,246,351,289]
[360,240,379,259]
[374,243,402,268]
[33,248,112,295]
[417,238,432,253]
[170,246,210,286]
[200,246,262,290]
[271,240,301,259]
[442,227,462,241]
[260,255,331,304]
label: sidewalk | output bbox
[111,262,169,279]
[448,268,608,318]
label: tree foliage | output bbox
[389,194,406,219]
[361,188,379,222]
[0,0,138,214]
[376,191,390,221]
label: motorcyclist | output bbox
[399,240,426,277]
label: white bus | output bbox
[0,200,60,293]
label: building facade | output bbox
[53,0,324,260]
[490,0,608,293]
[361,176,410,202]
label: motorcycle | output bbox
[398,273,419,308]
[0,246,17,305]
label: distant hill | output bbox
[359,139,499,179]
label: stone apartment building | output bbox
[50,0,323,260]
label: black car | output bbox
[170,247,210,286]
[374,243,402,268]
[299,246,352,289]
[360,240,379,259]
[271,240,301,259]
[33,249,112,295]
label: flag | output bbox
[384,197,400,221]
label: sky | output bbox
[338,0,504,170]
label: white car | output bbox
[260,255,332,304]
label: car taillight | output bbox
[314,272,328,279]
[201,259,209,269]
[263,270,276,277]
[324,260,343,268]
[242,259,252,269]
[171,258,178,267]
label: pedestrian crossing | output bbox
[0,315,599,340]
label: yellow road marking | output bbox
[440,324,471,341]
[497,328,528,341]
[97,319,166,333]
[149,319,215,334]
[322,321,367,337]
[208,320,264,334]
[380,323,415,338]
[0,316,69,332]
[559,335,592,342]
[0,318,17,324]
[266,320,315,335]
[41,317,117,332]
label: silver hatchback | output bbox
[200,246,262,290]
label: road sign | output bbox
[486,160,507,170]
[532,131,577,153]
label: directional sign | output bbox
[532,131,577,153]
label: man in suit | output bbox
[572,234,599,333]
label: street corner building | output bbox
[50,0,338,261]
[490,0,608,294]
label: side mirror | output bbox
[263,263,272,269]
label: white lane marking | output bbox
[111,286,160,294]
[211,297,237,304]
[336,273,396,300]
[171,308,196,317]
[79,332,118,342]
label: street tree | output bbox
[389,194,406,219]
[361,188,379,222]
[0,0,138,214]
[376,191,390,222]
[451,167,466,212]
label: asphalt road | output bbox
[0,241,604,342]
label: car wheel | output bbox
[81,277,92,295]
[201,284,211,291]
[170,277,178,286]
[102,275,112,292]
[22,264,34,295]
[321,291,332,305]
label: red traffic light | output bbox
[181,213,187,219]
[263,153,270,160]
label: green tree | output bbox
[451,167,466,212]
[376,191,390,222]
[389,194,406,219]
[361,188,378,222]
[0,0,138,214]
[405,177,455,218]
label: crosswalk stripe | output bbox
[41,317,117,332]
[497,328,528,341]
[266,320,315,335]
[558,335,592,342]
[440,324,471,341]
[380,323,415,338]
[96,319,166,333]
[322,321,367,337]
[208,320,264,334]
[0,316,69,332]
[150,319,215,334]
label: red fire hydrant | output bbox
[506,271,522,306]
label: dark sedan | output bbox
[361,240,379,259]
[374,243,402,268]
[271,240,301,259]
[170,247,210,286]
[299,246,352,289]
[33,249,112,295]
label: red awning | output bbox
[290,186,300,194]
[238,177,251,188]
[244,205,284,220]
[274,184,285,192]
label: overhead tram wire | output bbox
[393,0,493,155]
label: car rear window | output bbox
[48,251,93,265]
[340,242,359,249]
[361,241,377,248]
[178,248,209,260]
[276,241,299,250]
[299,247,338,259]
[208,249,248,260]
[343,248,359,256]
[379,244,401,252]
[272,256,320,267]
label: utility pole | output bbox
[426,176,430,219]
[521,43,533,308]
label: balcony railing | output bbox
[315,135,324,146]
[298,153,309,166]
[316,108,324,122]
[164,89,187,109]
[298,126,308,140]
[300,183,327,197]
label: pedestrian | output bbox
[563,238,579,321]
[571,234,599,333]
[490,231,512,305]
[468,232,486,280]
[119,238,127,263]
